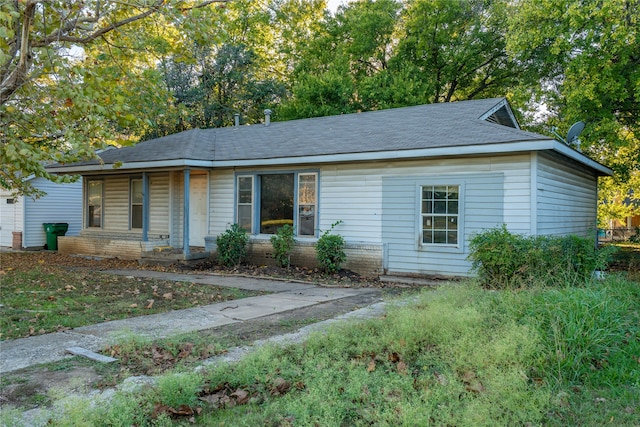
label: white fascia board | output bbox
[47,159,215,173]
[550,140,613,176]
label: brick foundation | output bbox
[11,231,22,250]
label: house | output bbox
[0,177,82,249]
[45,98,612,277]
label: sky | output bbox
[327,0,351,13]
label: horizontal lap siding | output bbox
[210,170,234,236]
[23,179,82,247]
[536,152,598,237]
[104,176,129,231]
[383,172,505,276]
[149,174,170,235]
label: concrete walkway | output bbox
[0,271,378,374]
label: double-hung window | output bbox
[421,185,459,245]
[236,172,318,236]
[87,179,103,228]
[130,178,143,229]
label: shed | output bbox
[0,178,83,249]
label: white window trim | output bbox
[416,182,465,254]
[234,170,319,238]
[86,178,104,229]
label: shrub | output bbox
[270,224,295,268]
[468,225,617,289]
[216,224,249,267]
[315,221,346,274]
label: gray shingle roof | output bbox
[51,98,551,168]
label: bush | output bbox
[270,224,295,268]
[315,221,346,274]
[468,225,617,289]
[216,224,249,267]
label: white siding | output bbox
[319,155,531,244]
[149,173,170,235]
[0,191,23,247]
[382,172,505,276]
[0,179,82,248]
[536,152,598,237]
[210,169,235,236]
[103,176,129,231]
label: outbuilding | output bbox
[46,98,612,277]
[0,177,82,250]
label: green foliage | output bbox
[216,223,249,267]
[468,225,618,288]
[155,372,203,409]
[270,224,295,268]
[315,220,346,274]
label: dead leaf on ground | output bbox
[231,388,249,405]
[163,292,173,300]
[397,361,407,375]
[367,359,376,372]
[271,377,291,396]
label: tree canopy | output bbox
[2,0,637,225]
[1,0,229,196]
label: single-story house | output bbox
[0,177,82,249]
[46,98,612,277]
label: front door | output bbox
[189,174,208,247]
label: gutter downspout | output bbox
[183,169,191,256]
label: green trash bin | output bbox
[43,223,69,251]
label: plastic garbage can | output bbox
[43,223,69,251]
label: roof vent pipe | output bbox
[234,113,240,127]
[264,109,272,127]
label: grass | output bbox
[2,246,638,426]
[0,252,262,340]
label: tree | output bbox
[279,0,524,118]
[0,0,228,196]
[506,0,639,223]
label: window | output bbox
[236,172,318,236]
[130,178,143,229]
[298,173,317,236]
[87,180,103,228]
[421,185,459,245]
[237,176,253,232]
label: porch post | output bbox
[183,168,191,256]
[142,172,149,242]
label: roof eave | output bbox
[45,140,612,177]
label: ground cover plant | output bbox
[0,252,260,340]
[11,270,637,427]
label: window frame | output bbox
[235,170,319,237]
[130,177,143,230]
[86,178,104,229]
[417,182,464,253]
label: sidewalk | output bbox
[0,271,379,374]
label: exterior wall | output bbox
[0,179,82,248]
[382,172,505,277]
[535,152,598,238]
[59,234,168,259]
[0,190,23,247]
[85,173,171,237]
[210,155,532,277]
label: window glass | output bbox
[260,174,294,234]
[87,180,103,228]
[421,185,459,245]
[237,176,253,232]
[298,173,317,236]
[131,179,143,229]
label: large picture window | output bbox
[87,180,103,228]
[421,185,459,245]
[130,178,143,229]
[236,172,318,236]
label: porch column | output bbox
[183,168,191,256]
[142,172,149,242]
